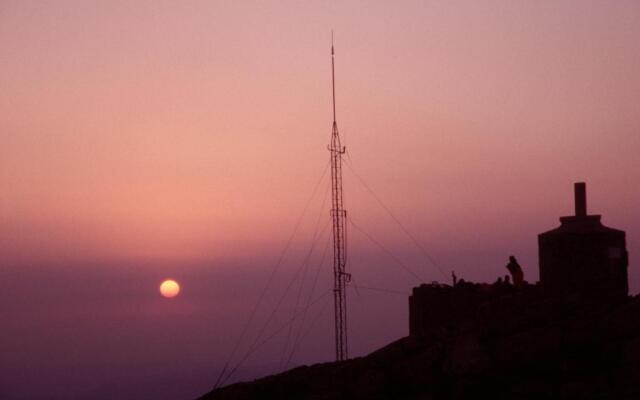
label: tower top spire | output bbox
[331,30,334,55]
[331,30,336,124]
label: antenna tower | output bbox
[328,34,349,361]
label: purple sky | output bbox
[2,1,639,399]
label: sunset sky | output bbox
[2,1,639,399]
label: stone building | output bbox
[538,182,628,298]
[409,182,630,337]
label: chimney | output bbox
[575,182,587,217]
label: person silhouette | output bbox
[506,256,524,286]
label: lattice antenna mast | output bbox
[328,33,349,361]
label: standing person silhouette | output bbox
[506,256,524,286]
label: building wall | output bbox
[538,230,628,297]
[409,282,520,336]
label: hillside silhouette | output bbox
[197,287,640,400]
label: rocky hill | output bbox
[197,289,640,400]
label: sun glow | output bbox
[159,279,180,298]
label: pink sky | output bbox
[1,1,639,399]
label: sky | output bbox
[2,1,640,399]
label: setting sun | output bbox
[159,279,180,298]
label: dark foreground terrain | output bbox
[198,289,640,399]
